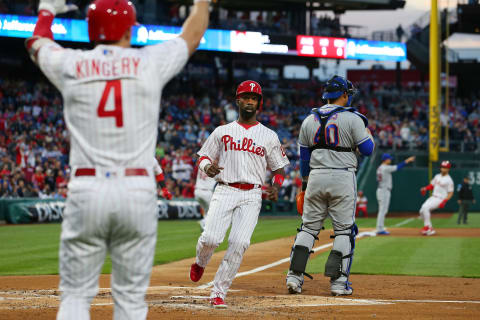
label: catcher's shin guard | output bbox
[288,224,319,280]
[325,224,358,280]
[290,245,313,279]
[324,250,343,279]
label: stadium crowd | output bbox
[0,75,479,199]
[0,1,349,37]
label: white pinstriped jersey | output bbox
[197,121,289,185]
[36,38,189,168]
[431,173,454,199]
[195,168,216,191]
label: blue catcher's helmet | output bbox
[322,75,357,104]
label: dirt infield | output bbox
[1,227,480,319]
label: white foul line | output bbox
[391,217,415,228]
[196,216,415,290]
[380,299,480,304]
[197,234,371,290]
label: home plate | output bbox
[162,294,391,310]
[244,295,391,308]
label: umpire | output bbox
[457,176,475,224]
[286,75,374,296]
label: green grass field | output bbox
[0,213,479,277]
[305,213,480,278]
[306,237,480,278]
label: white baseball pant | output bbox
[419,196,443,227]
[57,169,158,320]
[376,187,391,232]
[195,184,262,300]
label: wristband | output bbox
[33,10,54,40]
[199,157,212,173]
[302,181,308,191]
[272,174,284,187]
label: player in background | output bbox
[189,80,289,308]
[419,161,454,236]
[154,158,173,200]
[25,0,210,319]
[457,176,475,225]
[355,190,368,218]
[375,153,415,235]
[286,75,374,296]
[194,164,216,230]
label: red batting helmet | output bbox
[236,80,263,111]
[87,0,137,42]
[440,160,451,169]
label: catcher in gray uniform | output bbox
[376,153,415,235]
[286,75,374,296]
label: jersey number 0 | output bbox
[97,79,123,127]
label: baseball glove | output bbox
[296,191,305,216]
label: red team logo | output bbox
[221,135,265,157]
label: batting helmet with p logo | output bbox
[236,80,263,111]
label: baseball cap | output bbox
[381,153,393,161]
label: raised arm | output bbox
[25,0,76,62]
[179,0,211,56]
[396,156,415,170]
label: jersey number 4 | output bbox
[97,80,123,127]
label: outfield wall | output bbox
[0,198,298,224]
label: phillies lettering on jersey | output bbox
[220,135,266,157]
[197,121,289,185]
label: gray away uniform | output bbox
[286,104,372,296]
[376,164,397,232]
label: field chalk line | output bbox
[391,217,415,228]
[196,221,387,290]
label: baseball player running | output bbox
[194,165,216,230]
[26,0,209,319]
[419,161,454,236]
[375,153,415,235]
[286,75,374,296]
[189,80,289,308]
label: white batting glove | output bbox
[39,0,78,16]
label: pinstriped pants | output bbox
[195,184,262,300]
[57,174,158,320]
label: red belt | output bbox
[75,168,148,177]
[221,182,259,190]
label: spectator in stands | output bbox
[0,76,478,201]
[356,190,368,218]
